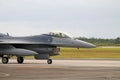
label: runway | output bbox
[0,59,120,80]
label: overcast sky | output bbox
[0,0,120,38]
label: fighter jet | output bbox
[0,32,96,64]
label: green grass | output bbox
[52,48,120,59]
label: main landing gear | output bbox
[2,57,9,64]
[1,56,52,64]
[1,56,24,64]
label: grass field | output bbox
[52,47,120,59]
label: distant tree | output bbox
[76,37,120,46]
[115,37,120,44]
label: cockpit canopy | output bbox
[47,32,71,38]
[0,33,9,37]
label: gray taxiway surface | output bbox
[0,59,120,80]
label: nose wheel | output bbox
[47,59,52,64]
[17,56,24,64]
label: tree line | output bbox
[76,37,120,46]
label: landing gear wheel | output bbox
[2,57,9,64]
[17,57,24,64]
[47,59,52,64]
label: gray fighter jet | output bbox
[0,32,96,64]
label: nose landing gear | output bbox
[17,56,24,64]
[1,55,52,64]
[47,59,52,64]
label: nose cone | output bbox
[75,39,96,48]
[84,42,96,48]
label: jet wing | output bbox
[0,45,38,56]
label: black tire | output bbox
[47,59,52,64]
[17,57,24,64]
[2,57,9,64]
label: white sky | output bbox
[0,0,120,38]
